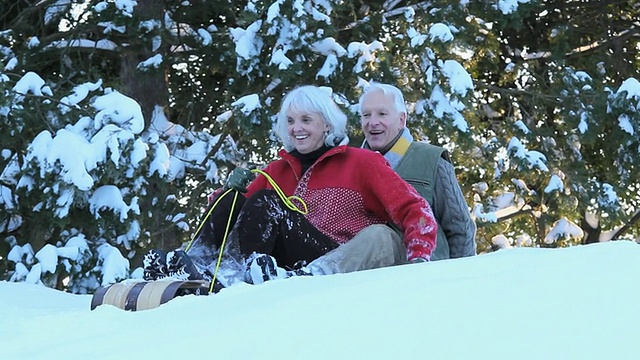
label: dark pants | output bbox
[198,190,246,249]
[199,189,338,269]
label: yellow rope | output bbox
[184,188,234,253]
[185,168,307,293]
[209,190,239,293]
[251,169,308,215]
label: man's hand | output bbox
[224,168,255,193]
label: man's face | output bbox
[360,90,406,151]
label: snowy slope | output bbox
[1,241,639,359]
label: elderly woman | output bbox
[143,85,438,287]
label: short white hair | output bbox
[276,85,349,152]
[358,81,407,115]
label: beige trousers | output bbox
[307,224,408,275]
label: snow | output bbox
[507,137,550,171]
[232,93,262,115]
[545,217,584,244]
[34,244,58,274]
[310,37,347,56]
[196,28,212,46]
[25,129,95,191]
[270,48,293,70]
[59,80,103,112]
[89,185,134,222]
[93,90,145,134]
[316,53,340,80]
[427,85,469,131]
[347,41,384,73]
[13,71,46,96]
[230,21,264,60]
[114,0,137,17]
[544,174,564,193]
[1,241,639,359]
[616,77,640,100]
[47,38,118,51]
[440,59,473,96]
[497,0,531,14]
[44,0,71,25]
[4,57,18,71]
[429,23,454,43]
[618,114,634,134]
[137,54,163,71]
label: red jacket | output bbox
[245,145,437,261]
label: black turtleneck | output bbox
[290,145,331,176]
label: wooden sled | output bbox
[91,280,210,311]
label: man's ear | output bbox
[400,112,407,128]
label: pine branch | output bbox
[566,26,640,58]
[342,1,433,31]
[196,78,282,168]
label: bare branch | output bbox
[611,210,640,240]
[476,206,534,228]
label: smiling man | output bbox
[359,81,476,260]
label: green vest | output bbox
[393,142,450,261]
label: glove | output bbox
[224,168,255,193]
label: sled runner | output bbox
[90,280,211,311]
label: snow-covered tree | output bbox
[1,0,639,292]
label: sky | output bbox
[2,240,639,360]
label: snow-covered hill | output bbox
[2,241,638,359]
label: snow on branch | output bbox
[544,218,584,244]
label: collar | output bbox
[362,128,413,169]
[279,144,347,166]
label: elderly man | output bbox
[358,81,476,260]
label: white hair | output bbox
[276,85,349,152]
[358,81,407,115]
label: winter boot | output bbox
[143,249,169,281]
[286,260,312,278]
[166,250,204,281]
[246,254,286,285]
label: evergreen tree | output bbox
[1,0,638,292]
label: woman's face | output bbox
[286,108,329,154]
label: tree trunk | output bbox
[581,217,601,244]
[118,0,181,255]
[119,0,168,128]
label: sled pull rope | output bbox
[210,189,239,293]
[184,188,235,254]
[251,169,308,215]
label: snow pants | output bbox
[306,224,408,275]
[231,189,339,268]
[198,189,339,269]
